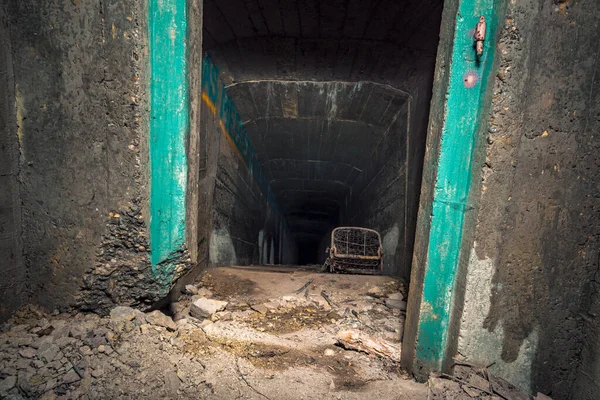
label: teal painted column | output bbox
[148,0,189,282]
[407,0,504,374]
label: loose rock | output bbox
[387,292,404,301]
[384,299,407,310]
[189,298,228,319]
[0,375,17,392]
[145,311,177,331]
[185,285,198,295]
[110,306,138,322]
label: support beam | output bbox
[402,0,506,378]
[148,0,189,282]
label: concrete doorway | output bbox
[198,0,444,280]
[190,0,447,386]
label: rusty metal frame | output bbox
[324,227,384,274]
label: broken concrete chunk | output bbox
[145,310,177,331]
[37,343,61,363]
[251,304,269,315]
[367,286,384,297]
[387,292,404,301]
[110,306,137,321]
[535,393,553,400]
[384,299,407,310]
[18,347,37,359]
[467,373,490,392]
[190,298,228,319]
[197,288,213,298]
[62,370,81,384]
[185,285,198,295]
[0,375,17,392]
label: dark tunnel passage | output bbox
[201,0,444,279]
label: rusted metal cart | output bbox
[322,227,384,274]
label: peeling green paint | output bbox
[414,0,503,370]
[148,0,188,281]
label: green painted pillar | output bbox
[402,0,506,377]
[148,0,189,283]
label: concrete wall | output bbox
[0,7,26,321]
[3,0,155,313]
[457,0,600,398]
[345,102,409,277]
[201,57,297,266]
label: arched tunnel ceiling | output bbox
[203,0,444,88]
[227,81,409,240]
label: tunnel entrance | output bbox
[200,0,444,281]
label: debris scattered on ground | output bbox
[189,298,228,319]
[427,360,553,400]
[336,330,402,362]
[0,266,435,399]
[145,310,177,331]
[294,279,313,295]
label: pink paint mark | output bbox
[463,70,479,88]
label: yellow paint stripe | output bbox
[202,91,268,202]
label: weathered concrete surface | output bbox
[0,7,26,321]
[186,0,204,265]
[200,59,297,266]
[458,0,600,398]
[4,0,152,313]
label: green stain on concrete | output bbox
[148,0,188,281]
[414,0,502,370]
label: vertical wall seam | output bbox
[411,0,503,374]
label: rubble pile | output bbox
[0,267,544,399]
[0,269,413,399]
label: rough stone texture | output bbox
[3,0,150,313]
[145,310,177,331]
[0,7,26,322]
[458,1,600,398]
[204,0,443,273]
[77,207,192,314]
[189,297,228,319]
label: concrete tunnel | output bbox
[200,0,443,278]
[2,0,600,398]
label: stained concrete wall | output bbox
[0,7,26,321]
[345,102,409,277]
[3,0,152,313]
[457,0,600,398]
[201,58,297,266]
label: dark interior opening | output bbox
[202,0,444,279]
[297,240,320,265]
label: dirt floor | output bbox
[0,266,539,399]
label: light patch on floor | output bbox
[458,244,537,394]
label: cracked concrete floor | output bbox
[0,266,427,399]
